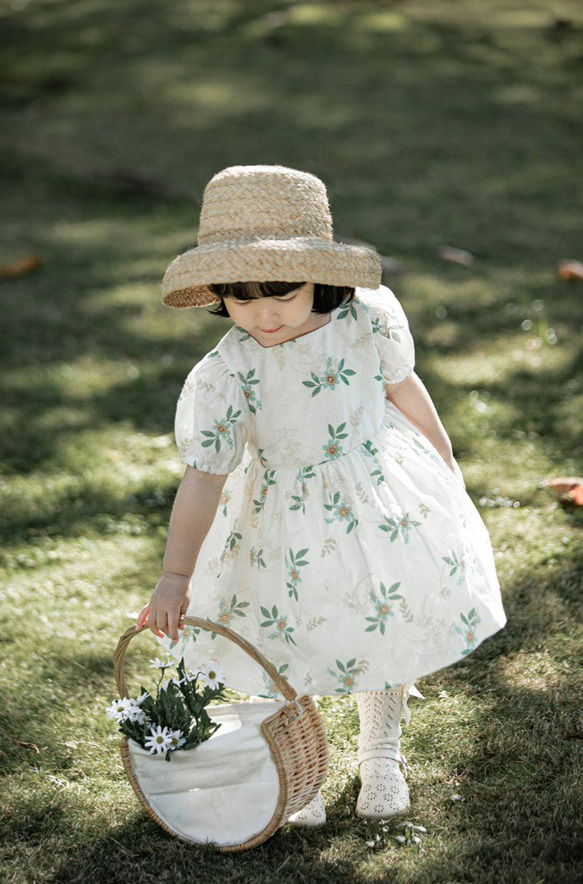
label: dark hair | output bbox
[208,281,355,316]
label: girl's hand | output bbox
[136,573,191,642]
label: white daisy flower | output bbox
[149,657,173,670]
[105,698,133,721]
[168,730,186,750]
[197,661,226,690]
[144,725,172,754]
[125,700,146,724]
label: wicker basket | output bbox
[114,617,329,851]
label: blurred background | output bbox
[1,1,582,882]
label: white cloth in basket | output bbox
[127,702,281,847]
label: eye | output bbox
[275,294,297,302]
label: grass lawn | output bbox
[1,1,582,881]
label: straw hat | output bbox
[161,165,382,308]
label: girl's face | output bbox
[222,283,327,347]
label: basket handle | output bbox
[114,616,298,703]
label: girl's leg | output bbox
[355,688,410,819]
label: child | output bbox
[137,165,506,826]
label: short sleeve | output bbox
[361,286,415,384]
[175,351,249,475]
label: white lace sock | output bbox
[355,689,410,819]
[287,791,326,827]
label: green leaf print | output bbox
[362,440,385,486]
[337,301,358,321]
[289,465,316,513]
[238,369,262,415]
[219,522,243,564]
[302,357,356,396]
[249,546,267,569]
[253,469,276,513]
[260,605,297,646]
[364,582,403,635]
[285,547,309,600]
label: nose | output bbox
[256,299,279,324]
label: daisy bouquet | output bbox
[106,657,226,761]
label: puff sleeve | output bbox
[175,351,249,475]
[363,286,415,384]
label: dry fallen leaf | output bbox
[438,245,474,267]
[557,259,583,281]
[545,477,583,507]
[0,255,41,278]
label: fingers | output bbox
[136,605,150,630]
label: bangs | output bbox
[209,281,304,301]
[208,282,355,316]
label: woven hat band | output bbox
[197,166,333,246]
[197,229,334,246]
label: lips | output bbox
[259,326,283,334]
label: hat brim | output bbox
[161,238,382,308]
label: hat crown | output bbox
[197,165,333,246]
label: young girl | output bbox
[137,165,506,826]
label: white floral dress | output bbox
[161,286,506,697]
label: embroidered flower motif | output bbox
[327,658,366,695]
[302,358,356,396]
[442,549,474,585]
[322,422,348,461]
[219,490,231,516]
[365,582,404,634]
[200,405,242,453]
[260,605,297,646]
[379,512,421,543]
[324,491,358,533]
[454,609,481,656]
[214,594,250,637]
[371,314,404,342]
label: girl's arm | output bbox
[136,465,228,641]
[385,373,464,484]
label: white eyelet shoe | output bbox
[287,792,326,827]
[355,689,411,819]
